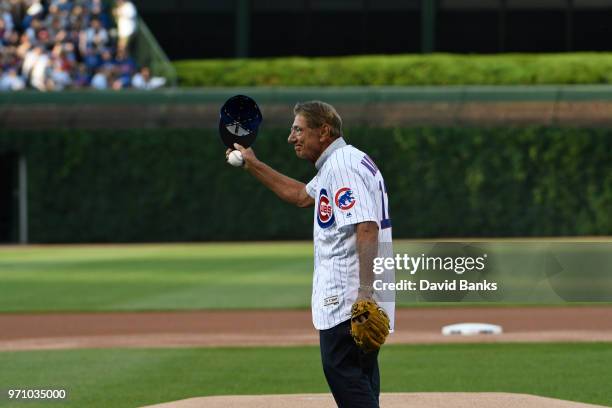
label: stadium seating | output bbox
[0,0,164,91]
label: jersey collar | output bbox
[315,137,346,170]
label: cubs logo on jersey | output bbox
[334,187,356,211]
[317,189,335,228]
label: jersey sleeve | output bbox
[327,155,379,229]
[305,175,318,198]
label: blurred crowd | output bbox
[0,0,165,91]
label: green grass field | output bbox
[0,241,610,312]
[1,243,611,407]
[0,243,313,312]
[0,343,611,407]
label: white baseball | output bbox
[227,150,244,167]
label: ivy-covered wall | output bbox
[0,127,609,243]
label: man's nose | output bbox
[288,133,296,144]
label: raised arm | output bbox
[230,143,314,208]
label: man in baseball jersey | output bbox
[229,101,395,408]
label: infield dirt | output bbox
[141,392,610,408]
[1,306,611,350]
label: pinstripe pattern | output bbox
[305,138,395,331]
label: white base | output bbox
[441,322,503,336]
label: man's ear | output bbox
[319,124,332,143]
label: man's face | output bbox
[288,114,330,163]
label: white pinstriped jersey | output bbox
[306,137,395,331]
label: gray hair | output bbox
[293,101,343,139]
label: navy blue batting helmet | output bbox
[219,95,263,149]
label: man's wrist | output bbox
[358,285,374,298]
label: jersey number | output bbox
[379,180,392,229]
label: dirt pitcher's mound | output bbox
[141,393,608,408]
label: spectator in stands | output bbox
[51,0,72,14]
[1,4,14,44]
[131,66,165,90]
[50,62,71,89]
[49,42,72,89]
[0,16,7,43]
[79,17,108,54]
[0,30,19,66]
[29,45,49,90]
[90,66,108,90]
[23,0,43,29]
[7,0,25,28]
[71,62,88,88]
[0,67,26,90]
[24,15,42,42]
[82,46,99,74]
[1,2,15,35]
[16,32,32,59]
[90,0,110,28]
[45,7,66,40]
[113,0,136,53]
[112,47,134,88]
[68,3,84,28]
[21,43,42,80]
[98,47,114,70]
[4,29,18,48]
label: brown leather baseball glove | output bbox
[350,299,390,353]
